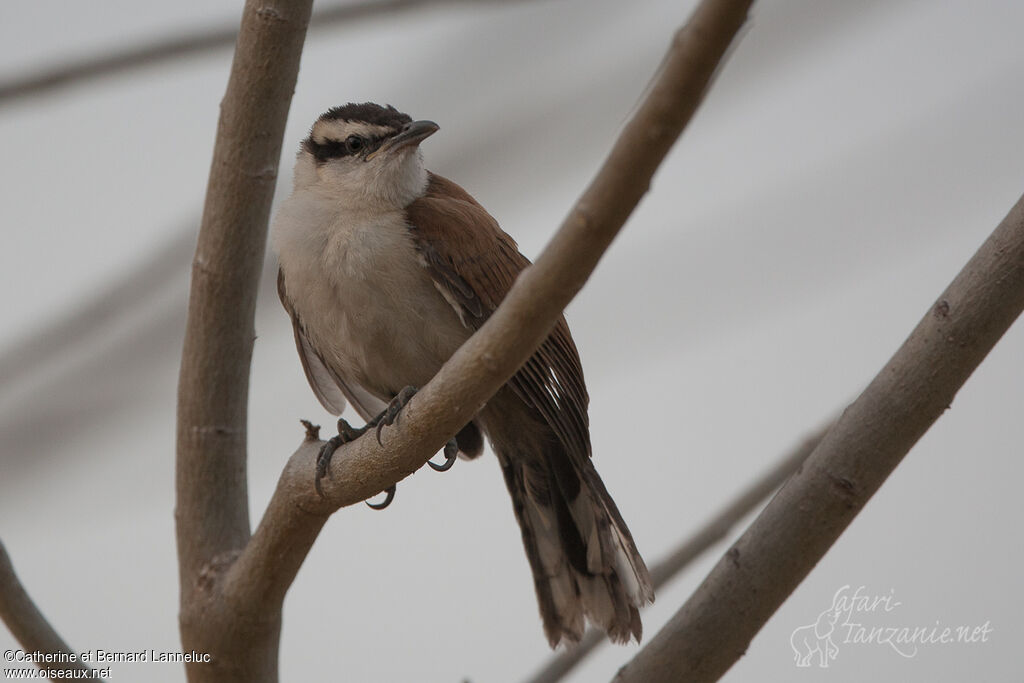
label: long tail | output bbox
[496,442,654,647]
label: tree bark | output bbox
[174,1,312,681]
[613,192,1024,682]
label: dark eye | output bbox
[345,135,365,154]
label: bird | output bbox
[271,102,654,647]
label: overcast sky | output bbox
[1,1,1022,681]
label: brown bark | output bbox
[613,192,1024,682]
[174,1,312,681]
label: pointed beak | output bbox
[365,120,439,161]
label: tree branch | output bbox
[0,0,521,103]
[613,192,1024,682]
[220,0,754,625]
[174,0,311,681]
[523,421,831,683]
[0,540,101,680]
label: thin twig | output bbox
[222,0,754,636]
[0,540,101,680]
[0,0,520,103]
[613,193,1024,682]
[523,421,830,683]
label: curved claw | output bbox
[315,435,343,498]
[366,485,396,510]
[428,438,459,472]
[374,385,419,446]
[315,418,370,498]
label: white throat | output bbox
[291,146,428,214]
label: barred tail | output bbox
[497,444,654,647]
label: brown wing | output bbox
[406,173,592,462]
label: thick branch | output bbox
[0,540,100,680]
[225,0,754,626]
[523,422,830,683]
[174,0,311,681]
[613,193,1024,682]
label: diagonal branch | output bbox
[613,192,1024,682]
[523,421,831,683]
[0,0,523,103]
[0,540,101,680]
[175,0,751,678]
[222,0,755,626]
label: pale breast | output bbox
[274,197,470,402]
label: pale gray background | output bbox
[1,0,1021,681]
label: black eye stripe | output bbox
[303,135,384,163]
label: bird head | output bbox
[294,102,438,209]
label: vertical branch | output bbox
[614,193,1024,682]
[174,0,311,680]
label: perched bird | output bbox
[272,102,653,647]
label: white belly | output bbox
[274,199,469,401]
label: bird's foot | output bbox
[365,485,396,510]
[314,418,373,499]
[428,438,459,472]
[371,386,458,473]
[364,440,452,507]
[335,386,457,508]
[373,385,419,445]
